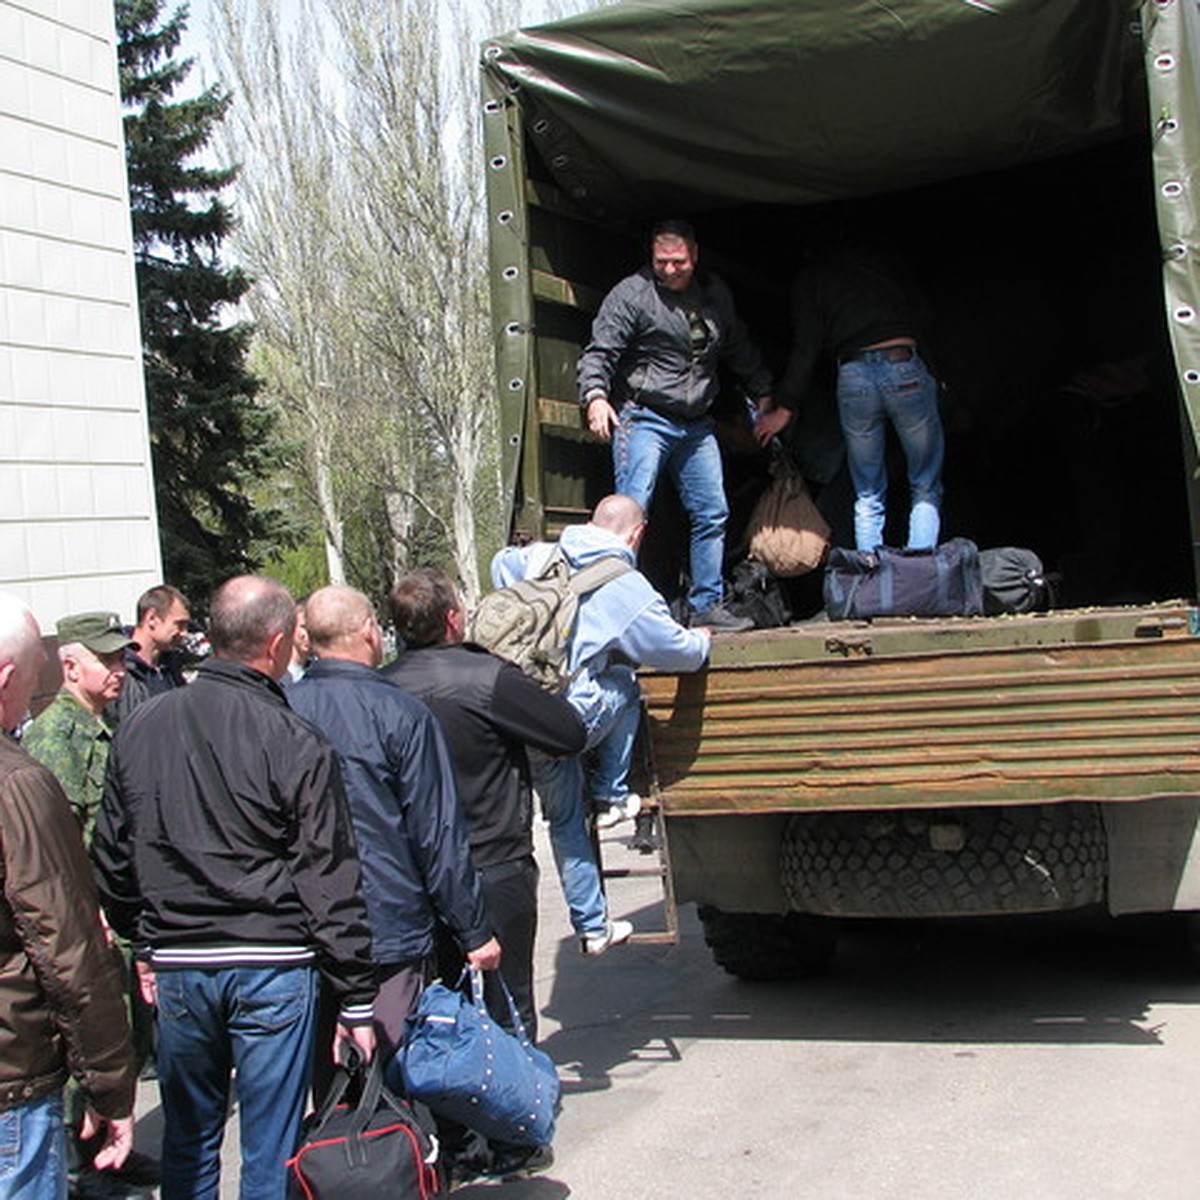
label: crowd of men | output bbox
[0,212,944,1200]
[0,492,711,1200]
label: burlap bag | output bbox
[744,459,831,577]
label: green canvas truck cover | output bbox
[482,0,1200,513]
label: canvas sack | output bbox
[745,458,831,577]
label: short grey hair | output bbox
[0,593,38,668]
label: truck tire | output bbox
[780,803,1107,917]
[697,905,838,982]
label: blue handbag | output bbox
[393,967,559,1147]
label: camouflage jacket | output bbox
[23,690,113,842]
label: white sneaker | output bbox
[594,792,642,830]
[580,918,634,956]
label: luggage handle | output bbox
[308,1045,438,1168]
[460,966,536,1050]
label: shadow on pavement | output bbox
[538,901,1200,1101]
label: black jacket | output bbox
[577,266,772,420]
[383,644,585,869]
[92,657,376,1021]
[288,658,493,963]
[104,646,187,729]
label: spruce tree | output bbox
[117,0,285,602]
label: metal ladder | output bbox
[593,708,679,945]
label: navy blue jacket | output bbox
[288,658,492,964]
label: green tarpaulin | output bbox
[483,0,1200,455]
[485,0,1140,214]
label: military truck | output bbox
[480,0,1200,978]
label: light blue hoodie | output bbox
[490,522,710,725]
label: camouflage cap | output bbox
[56,611,135,654]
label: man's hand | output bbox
[586,396,619,441]
[79,1109,133,1171]
[466,936,502,972]
[755,397,792,446]
[134,960,156,1007]
[333,1020,377,1065]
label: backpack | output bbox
[728,557,792,629]
[469,547,631,690]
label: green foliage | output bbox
[117,0,288,602]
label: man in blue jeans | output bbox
[0,594,135,1200]
[93,576,378,1200]
[492,496,711,954]
[772,240,945,551]
[579,218,774,631]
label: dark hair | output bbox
[137,584,189,624]
[389,569,460,649]
[651,218,697,246]
[208,576,295,662]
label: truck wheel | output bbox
[779,803,1106,917]
[697,905,838,982]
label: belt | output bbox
[843,345,915,365]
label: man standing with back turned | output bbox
[0,594,135,1199]
[579,218,772,631]
[93,576,377,1200]
[288,584,501,1062]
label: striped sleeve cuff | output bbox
[338,1001,375,1025]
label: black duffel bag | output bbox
[979,546,1052,614]
[287,1049,440,1199]
[824,538,984,619]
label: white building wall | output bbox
[1,0,162,630]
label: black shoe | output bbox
[445,1149,493,1189]
[68,1169,136,1200]
[630,810,660,854]
[485,1144,554,1180]
[70,1148,159,1198]
[691,603,754,633]
[106,1150,159,1188]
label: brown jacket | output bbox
[0,732,135,1117]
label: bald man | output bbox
[289,585,499,1061]
[492,494,711,952]
[0,595,135,1197]
[93,576,377,1200]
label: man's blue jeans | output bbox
[572,663,641,805]
[837,349,944,551]
[529,751,608,938]
[0,1091,66,1200]
[155,965,318,1200]
[614,403,728,614]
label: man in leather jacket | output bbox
[0,594,135,1196]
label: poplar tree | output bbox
[117,0,285,600]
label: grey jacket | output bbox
[577,266,772,420]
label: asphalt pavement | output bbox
[127,818,1200,1199]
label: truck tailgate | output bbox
[639,604,1200,815]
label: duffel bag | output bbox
[287,1048,440,1199]
[980,546,1051,614]
[824,538,984,619]
[395,967,559,1149]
